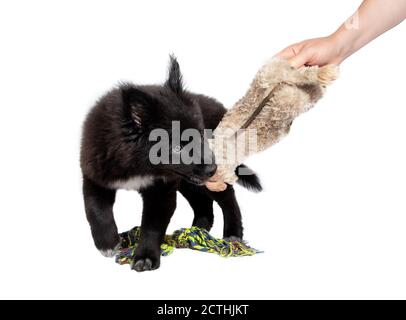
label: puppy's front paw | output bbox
[131,255,160,272]
[98,243,120,258]
[192,216,213,231]
[223,236,243,243]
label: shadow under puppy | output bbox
[80,56,261,272]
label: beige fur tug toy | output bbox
[206,58,339,192]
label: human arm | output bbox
[276,0,406,68]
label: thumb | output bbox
[274,47,296,60]
[288,50,310,68]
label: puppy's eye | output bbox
[172,145,182,154]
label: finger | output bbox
[208,172,220,182]
[206,181,222,192]
[274,49,292,60]
[274,41,305,59]
[274,46,296,60]
[205,181,227,192]
[288,52,309,68]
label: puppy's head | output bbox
[121,56,216,185]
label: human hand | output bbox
[275,35,346,68]
[205,172,227,192]
[276,0,406,69]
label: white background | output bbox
[0,0,405,299]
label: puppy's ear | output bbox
[165,54,184,95]
[121,85,156,127]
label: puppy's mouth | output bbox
[169,170,206,186]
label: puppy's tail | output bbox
[235,164,262,192]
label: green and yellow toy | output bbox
[115,226,262,266]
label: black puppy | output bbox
[80,56,261,272]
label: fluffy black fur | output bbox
[80,56,262,271]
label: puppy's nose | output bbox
[203,164,217,178]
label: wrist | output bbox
[329,26,359,64]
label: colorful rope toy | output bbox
[115,226,262,266]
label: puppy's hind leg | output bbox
[178,180,214,231]
[82,176,120,257]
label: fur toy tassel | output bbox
[206,58,339,191]
[115,226,262,265]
